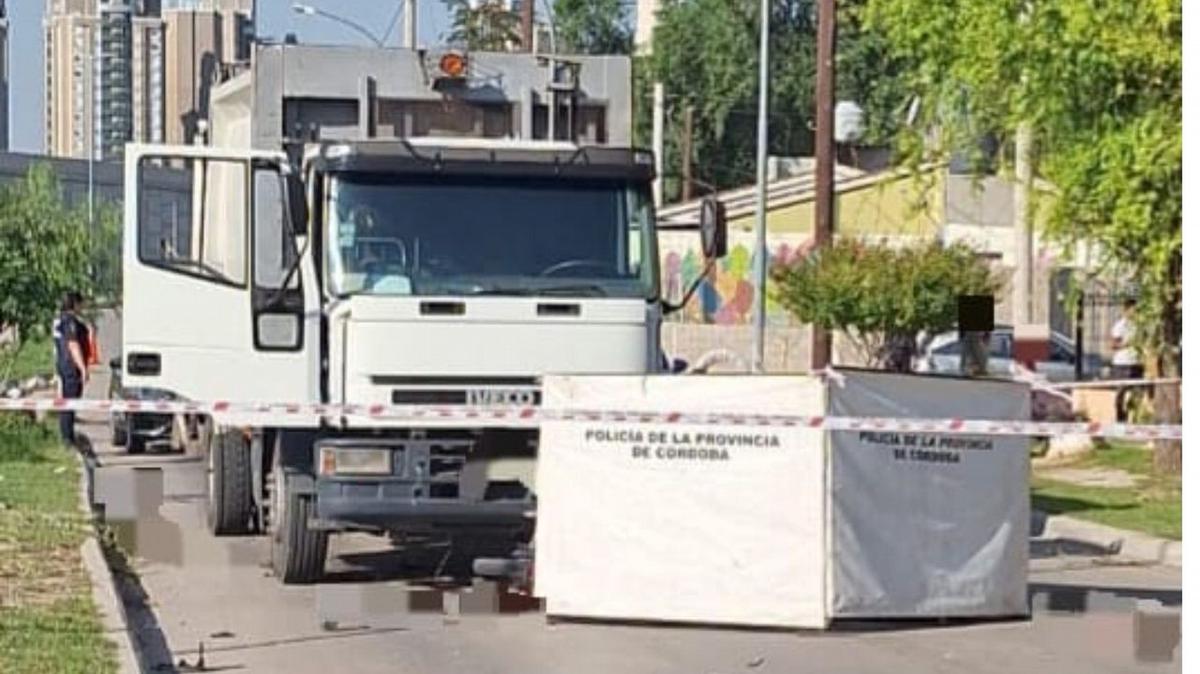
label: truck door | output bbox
[122,145,318,419]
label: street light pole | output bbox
[810,0,836,371]
[87,30,96,232]
[403,0,417,49]
[750,0,770,372]
[292,4,385,48]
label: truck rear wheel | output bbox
[206,431,253,535]
[270,471,328,584]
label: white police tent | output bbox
[534,370,1030,628]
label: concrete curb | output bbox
[76,453,142,674]
[1038,511,1182,568]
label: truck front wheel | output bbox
[205,431,253,535]
[270,470,328,584]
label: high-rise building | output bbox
[1,0,9,151]
[45,0,97,159]
[132,16,165,145]
[161,0,253,144]
[45,0,253,159]
[45,0,136,161]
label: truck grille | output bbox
[373,376,541,406]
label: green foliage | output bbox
[864,0,1182,376]
[89,202,123,305]
[0,416,118,674]
[646,0,910,199]
[442,0,521,51]
[0,165,94,344]
[554,0,633,54]
[773,239,997,370]
[0,334,54,383]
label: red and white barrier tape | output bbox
[0,397,1182,440]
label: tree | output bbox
[773,239,998,371]
[90,202,123,304]
[865,0,1182,471]
[443,0,521,51]
[0,165,94,352]
[554,0,633,54]
[643,0,910,199]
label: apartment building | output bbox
[45,0,253,159]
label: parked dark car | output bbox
[108,356,176,454]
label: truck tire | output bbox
[271,473,328,584]
[206,431,253,535]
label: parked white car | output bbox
[913,326,1105,382]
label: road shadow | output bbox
[79,433,181,674]
[326,544,480,585]
[1032,493,1136,519]
[1028,582,1182,610]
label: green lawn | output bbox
[0,416,118,674]
[1033,441,1182,540]
[0,335,55,384]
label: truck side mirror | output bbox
[699,197,728,259]
[284,171,308,236]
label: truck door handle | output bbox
[127,352,161,376]
[420,301,465,316]
[537,303,581,317]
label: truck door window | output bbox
[252,168,299,290]
[137,156,247,287]
[251,166,304,351]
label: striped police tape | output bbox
[0,396,1182,441]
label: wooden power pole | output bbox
[681,106,694,202]
[810,0,836,371]
[521,0,535,51]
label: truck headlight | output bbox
[319,447,392,476]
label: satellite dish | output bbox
[834,101,865,143]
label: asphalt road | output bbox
[82,312,1181,673]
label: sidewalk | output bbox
[1033,510,1182,568]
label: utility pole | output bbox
[1012,123,1033,327]
[403,0,417,49]
[652,83,665,207]
[750,0,770,372]
[520,0,535,52]
[681,106,694,202]
[1010,122,1051,368]
[810,0,836,371]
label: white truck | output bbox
[121,43,725,584]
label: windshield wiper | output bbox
[464,284,609,298]
[538,284,609,297]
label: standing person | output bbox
[53,292,90,446]
[1110,298,1143,421]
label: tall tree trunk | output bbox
[1153,254,1182,474]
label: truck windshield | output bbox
[325,173,658,299]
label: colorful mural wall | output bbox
[661,233,813,325]
[659,169,945,325]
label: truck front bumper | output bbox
[313,479,534,531]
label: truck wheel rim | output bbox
[206,443,216,509]
[272,461,286,539]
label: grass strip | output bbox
[1033,440,1182,540]
[0,416,117,674]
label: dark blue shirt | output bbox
[53,312,85,379]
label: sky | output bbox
[6,0,457,154]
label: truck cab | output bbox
[121,136,722,583]
[121,44,724,584]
